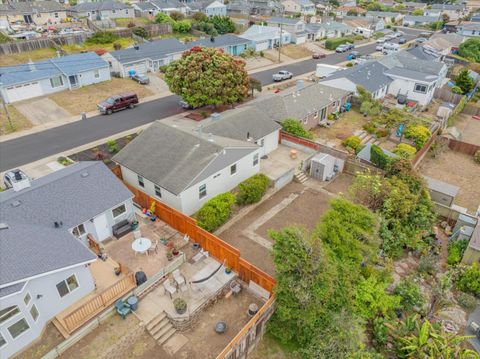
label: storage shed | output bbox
[309,153,344,181]
[423,175,460,207]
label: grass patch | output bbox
[48,78,153,115]
[114,17,153,27]
[248,332,300,359]
[62,37,134,54]
[0,47,57,66]
[313,109,369,142]
[0,105,33,135]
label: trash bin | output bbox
[127,296,138,311]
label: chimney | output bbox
[28,59,35,72]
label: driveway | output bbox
[15,98,72,125]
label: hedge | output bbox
[404,125,431,150]
[196,192,236,232]
[370,144,390,169]
[325,37,353,50]
[393,143,417,159]
[236,173,270,205]
[282,119,314,140]
[342,136,361,150]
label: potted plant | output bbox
[173,298,187,314]
[225,266,232,274]
[160,237,168,245]
[166,250,173,261]
[114,266,121,276]
[131,220,139,231]
[172,247,179,256]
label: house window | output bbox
[112,204,126,218]
[112,9,116,13]
[414,83,427,93]
[199,184,207,199]
[30,305,39,322]
[56,275,79,298]
[50,76,63,88]
[138,175,145,188]
[37,13,41,18]
[0,333,6,348]
[24,293,31,305]
[54,12,59,18]
[8,318,30,339]
[0,306,20,325]
[72,224,86,238]
[94,70,100,78]
[154,185,162,198]
[125,9,129,14]
[253,153,259,166]
[230,164,237,175]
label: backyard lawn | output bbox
[313,109,369,146]
[0,47,57,66]
[48,78,153,115]
[62,38,134,54]
[0,104,33,135]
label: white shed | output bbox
[309,153,344,181]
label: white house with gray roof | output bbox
[240,25,291,51]
[281,0,315,16]
[402,14,440,26]
[305,21,353,40]
[68,1,134,20]
[424,4,467,21]
[113,121,261,215]
[0,162,134,359]
[267,17,307,44]
[133,0,188,16]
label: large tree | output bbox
[455,68,475,94]
[459,38,480,63]
[164,46,249,108]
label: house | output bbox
[188,0,227,17]
[113,121,261,215]
[0,52,111,103]
[305,21,353,40]
[406,44,442,62]
[456,22,480,37]
[366,11,403,24]
[336,5,366,16]
[203,106,282,157]
[251,82,352,130]
[189,34,251,56]
[423,175,460,207]
[226,0,251,16]
[342,15,385,33]
[69,1,134,20]
[423,32,465,56]
[102,39,188,77]
[281,0,316,16]
[463,220,480,265]
[248,0,283,16]
[133,0,188,17]
[471,13,480,22]
[267,17,307,44]
[424,3,467,21]
[0,1,67,26]
[402,15,440,27]
[240,24,291,51]
[0,162,134,359]
[403,2,427,13]
[321,61,393,100]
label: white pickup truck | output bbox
[272,70,293,82]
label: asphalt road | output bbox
[0,27,425,171]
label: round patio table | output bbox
[132,238,152,255]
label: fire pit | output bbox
[215,321,227,334]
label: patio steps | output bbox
[146,311,177,346]
[358,131,381,146]
[294,170,308,184]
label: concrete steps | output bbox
[294,170,308,184]
[146,311,177,346]
[358,130,381,146]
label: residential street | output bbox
[0,28,423,171]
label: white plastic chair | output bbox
[172,269,186,287]
[133,230,142,240]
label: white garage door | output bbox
[5,82,42,103]
[124,62,147,76]
[256,40,269,52]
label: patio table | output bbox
[132,238,152,255]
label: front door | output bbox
[93,213,111,241]
[319,107,327,123]
[69,75,78,88]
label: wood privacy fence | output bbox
[411,129,438,168]
[279,131,349,160]
[0,34,88,54]
[434,87,464,105]
[447,138,480,156]
[462,103,480,116]
[114,174,276,294]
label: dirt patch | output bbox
[324,173,355,195]
[0,47,57,67]
[418,149,480,213]
[0,104,33,136]
[244,56,274,71]
[452,114,480,146]
[279,45,312,59]
[14,323,63,359]
[48,78,153,115]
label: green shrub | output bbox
[370,144,389,169]
[281,119,314,140]
[447,239,469,265]
[107,139,120,154]
[393,143,417,159]
[372,317,388,348]
[196,193,236,232]
[325,36,354,50]
[132,27,149,39]
[355,144,365,154]
[456,263,480,296]
[236,173,270,205]
[404,125,431,150]
[342,136,361,150]
[393,279,425,312]
[375,128,389,138]
[451,86,463,94]
[86,31,118,44]
[363,122,377,134]
[417,254,437,276]
[474,149,480,164]
[457,293,478,310]
[346,62,353,67]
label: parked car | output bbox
[385,34,395,40]
[179,100,195,110]
[376,37,386,43]
[392,32,402,38]
[131,74,150,85]
[416,37,427,43]
[272,70,293,81]
[335,43,354,53]
[312,52,326,59]
[3,169,31,190]
[376,44,384,51]
[398,37,407,44]
[97,93,139,115]
[347,51,361,60]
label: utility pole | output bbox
[278,21,283,63]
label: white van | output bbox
[382,42,400,55]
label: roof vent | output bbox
[81,172,89,178]
[54,221,63,228]
[11,200,21,208]
[0,223,9,230]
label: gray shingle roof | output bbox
[189,34,251,48]
[109,39,188,64]
[150,0,186,9]
[379,51,445,76]
[0,52,108,87]
[366,11,400,17]
[0,162,132,286]
[404,15,440,23]
[0,1,65,15]
[113,121,258,195]
[71,1,131,12]
[431,3,465,11]
[0,282,24,299]
[406,45,441,61]
[268,17,303,25]
[203,106,281,142]
[423,175,460,197]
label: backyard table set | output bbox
[132,237,152,255]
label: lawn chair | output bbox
[163,280,177,298]
[133,230,142,240]
[115,299,131,319]
[148,239,158,254]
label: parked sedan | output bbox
[312,52,326,59]
[131,74,150,85]
[335,43,354,53]
[272,70,293,81]
[376,44,384,51]
[376,37,386,43]
[416,37,427,43]
[347,51,361,60]
[398,37,407,44]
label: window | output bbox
[37,13,41,18]
[24,293,31,305]
[414,83,427,93]
[30,305,39,322]
[0,306,20,325]
[0,333,6,348]
[50,76,63,88]
[94,69,100,78]
[112,9,116,13]
[56,275,79,298]
[72,224,86,238]
[253,153,259,166]
[138,175,144,188]
[8,318,30,339]
[154,185,162,198]
[54,12,59,18]
[199,184,207,199]
[125,9,129,14]
[112,204,126,218]
[230,164,237,175]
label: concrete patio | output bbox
[260,144,312,182]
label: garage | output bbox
[255,40,270,52]
[123,62,147,77]
[4,82,42,103]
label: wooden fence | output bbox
[279,131,349,160]
[447,138,480,156]
[55,272,136,335]
[411,129,438,168]
[434,87,464,105]
[462,103,480,116]
[0,34,88,54]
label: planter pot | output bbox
[193,243,200,250]
[225,268,232,274]
[176,307,187,315]
[172,250,179,256]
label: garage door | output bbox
[5,82,42,103]
[256,40,269,52]
[124,62,147,76]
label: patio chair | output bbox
[163,280,177,298]
[172,269,186,287]
[148,239,158,254]
[133,230,142,240]
[115,299,131,319]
